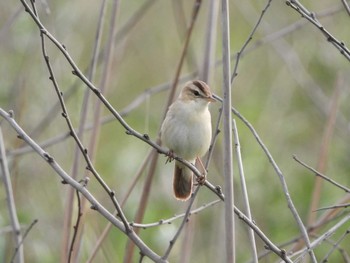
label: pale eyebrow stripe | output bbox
[192,80,206,94]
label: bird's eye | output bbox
[192,90,200,97]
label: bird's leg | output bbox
[165,150,175,164]
[195,157,207,185]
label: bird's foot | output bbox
[165,150,175,164]
[195,172,207,186]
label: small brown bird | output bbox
[161,80,215,201]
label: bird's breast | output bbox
[161,106,212,160]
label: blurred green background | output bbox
[0,0,350,262]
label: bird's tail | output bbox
[173,161,193,201]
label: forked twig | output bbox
[0,108,168,263]
[286,0,350,61]
[124,1,204,262]
[212,94,314,262]
[9,219,38,263]
[292,213,350,261]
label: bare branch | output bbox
[221,1,235,262]
[161,187,200,260]
[231,0,272,83]
[68,190,82,263]
[292,213,350,261]
[232,119,258,262]
[0,108,168,263]
[124,1,204,261]
[215,96,316,262]
[286,0,350,61]
[316,203,350,211]
[321,227,350,262]
[341,0,350,15]
[293,155,350,194]
[307,80,341,225]
[9,219,38,263]
[0,127,24,263]
[131,199,221,229]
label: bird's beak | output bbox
[206,95,216,102]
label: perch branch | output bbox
[0,108,168,263]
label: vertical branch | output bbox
[232,120,258,263]
[231,106,317,262]
[221,0,235,262]
[307,78,341,225]
[200,0,219,83]
[0,127,24,263]
[86,150,153,263]
[61,0,108,260]
[0,108,167,263]
[9,219,38,263]
[123,1,202,262]
[171,0,198,70]
[68,190,82,263]
[89,0,120,158]
[175,1,220,259]
[166,0,202,107]
[161,187,200,260]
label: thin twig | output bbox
[0,108,168,263]
[15,2,299,261]
[233,206,293,262]
[9,219,38,263]
[245,3,345,56]
[316,203,350,211]
[200,0,219,83]
[307,78,341,225]
[124,1,203,261]
[308,194,350,240]
[341,0,350,15]
[292,213,350,261]
[88,0,120,161]
[114,0,156,45]
[62,0,107,260]
[171,0,197,70]
[131,199,221,229]
[286,0,350,61]
[293,155,350,194]
[35,3,130,236]
[0,127,24,263]
[7,75,194,158]
[68,190,82,263]
[1,106,293,263]
[69,2,123,261]
[231,0,272,83]
[321,227,350,262]
[238,2,350,139]
[232,120,258,262]
[214,97,315,262]
[86,149,153,263]
[26,0,156,141]
[161,187,200,260]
